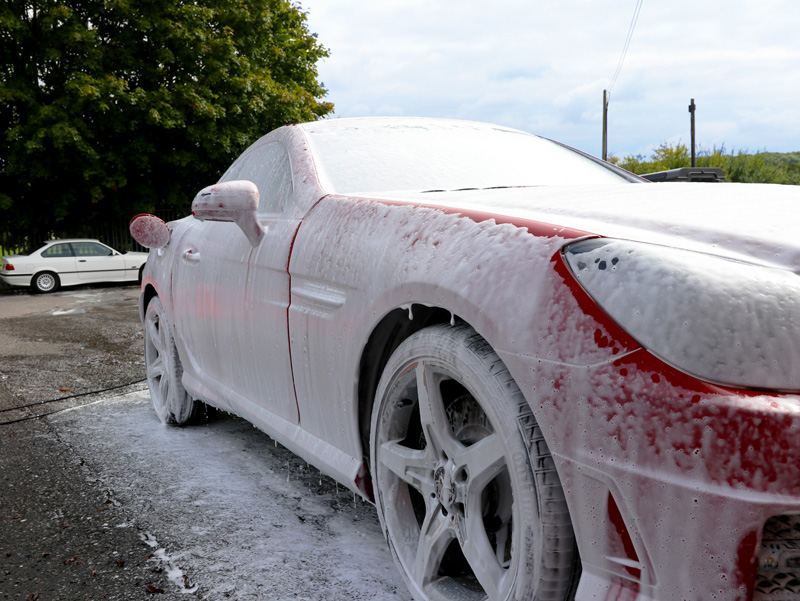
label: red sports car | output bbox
[131,118,800,601]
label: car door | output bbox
[39,243,78,285]
[172,141,300,424]
[72,241,125,282]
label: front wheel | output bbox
[143,296,204,425]
[370,324,580,601]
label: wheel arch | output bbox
[139,283,159,323]
[32,270,60,293]
[356,304,466,471]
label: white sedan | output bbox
[0,238,148,293]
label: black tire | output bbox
[32,271,60,293]
[143,296,205,425]
[370,324,580,601]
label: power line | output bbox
[0,378,147,414]
[608,0,645,95]
[0,379,147,425]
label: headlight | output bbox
[563,238,800,392]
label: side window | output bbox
[41,244,74,258]
[223,142,293,216]
[71,242,113,257]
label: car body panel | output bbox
[287,189,800,599]
[137,118,800,601]
[368,183,800,270]
[171,217,301,424]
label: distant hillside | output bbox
[756,151,800,166]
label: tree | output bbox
[0,0,333,243]
[616,143,690,174]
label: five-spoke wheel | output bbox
[144,296,202,425]
[371,324,579,601]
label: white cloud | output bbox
[302,0,800,157]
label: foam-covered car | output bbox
[131,118,800,601]
[1,238,147,293]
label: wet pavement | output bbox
[0,416,181,600]
[0,285,146,419]
[0,284,406,600]
[0,284,178,600]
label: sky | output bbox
[300,0,800,159]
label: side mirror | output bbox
[130,214,171,249]
[191,180,265,246]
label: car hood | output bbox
[367,183,800,271]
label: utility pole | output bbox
[689,98,696,167]
[602,90,609,161]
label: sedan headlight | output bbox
[563,238,800,392]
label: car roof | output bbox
[41,239,104,245]
[298,116,524,135]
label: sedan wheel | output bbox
[33,271,59,293]
[144,296,202,425]
[371,324,579,601]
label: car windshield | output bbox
[302,119,637,195]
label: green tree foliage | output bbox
[615,143,800,185]
[0,0,333,242]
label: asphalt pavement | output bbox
[0,284,183,600]
[0,284,406,601]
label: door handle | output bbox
[182,249,200,263]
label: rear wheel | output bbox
[32,271,59,293]
[143,296,205,425]
[370,324,579,601]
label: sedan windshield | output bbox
[302,119,638,195]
